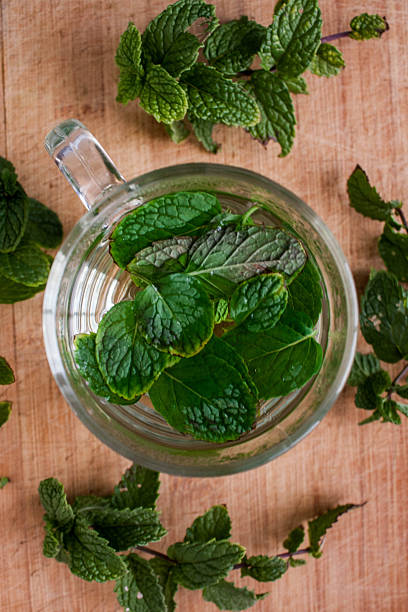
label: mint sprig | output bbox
[0,155,63,304]
[114,1,388,156]
[347,167,408,424]
[39,464,362,611]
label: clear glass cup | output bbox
[43,119,358,477]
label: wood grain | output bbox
[0,1,407,610]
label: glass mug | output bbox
[43,119,358,477]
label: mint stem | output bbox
[395,208,408,234]
[387,362,408,400]
[135,545,176,563]
[232,547,311,570]
[321,31,352,43]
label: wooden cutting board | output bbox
[1,1,407,610]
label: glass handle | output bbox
[44,119,126,211]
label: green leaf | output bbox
[203,579,268,610]
[186,225,306,297]
[360,270,408,363]
[354,370,391,411]
[149,336,257,442]
[347,165,398,222]
[309,43,345,78]
[0,242,50,287]
[308,504,359,558]
[74,333,139,404]
[115,553,166,611]
[181,64,260,127]
[110,191,221,269]
[165,120,190,144]
[289,557,306,567]
[0,158,28,253]
[112,464,160,510]
[142,0,218,77]
[184,505,232,543]
[139,65,188,125]
[0,476,9,489]
[86,507,166,551]
[230,273,288,332]
[224,310,322,399]
[125,234,191,284]
[397,402,408,418]
[350,14,389,41]
[38,478,75,529]
[215,298,229,323]
[259,0,322,77]
[117,70,144,105]
[378,224,408,282]
[348,352,382,386]
[204,17,266,75]
[0,355,14,385]
[377,399,402,424]
[393,384,408,400]
[246,71,296,157]
[241,555,287,582]
[23,198,63,248]
[188,115,220,153]
[0,401,12,428]
[286,259,323,326]
[64,515,126,582]
[43,518,64,558]
[168,539,245,590]
[95,300,172,399]
[283,525,305,553]
[115,23,144,104]
[0,272,45,303]
[149,558,178,612]
[283,75,308,94]
[136,273,214,357]
[72,495,112,516]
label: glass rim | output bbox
[43,162,359,476]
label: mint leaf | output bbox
[0,157,28,253]
[310,43,345,77]
[378,224,408,282]
[283,525,305,553]
[115,553,166,611]
[347,165,398,221]
[287,259,323,326]
[0,401,12,428]
[150,558,178,612]
[95,300,172,399]
[72,495,112,516]
[112,464,160,510]
[376,399,401,425]
[204,17,266,75]
[348,352,382,386]
[165,120,190,143]
[142,0,218,77]
[110,191,221,269]
[0,272,45,303]
[203,579,268,610]
[259,0,322,77]
[360,270,408,363]
[224,310,322,399]
[0,356,14,385]
[246,71,296,156]
[184,505,231,543]
[181,64,260,127]
[168,539,245,590]
[43,517,64,558]
[0,476,9,489]
[187,225,306,297]
[189,116,220,153]
[230,273,288,332]
[24,198,63,248]
[308,504,359,558]
[74,333,139,404]
[64,515,126,582]
[354,370,391,411]
[289,558,306,567]
[214,298,229,323]
[86,507,166,551]
[283,75,308,94]
[149,336,257,442]
[127,235,193,286]
[350,14,388,41]
[38,478,75,529]
[241,555,287,582]
[136,273,214,357]
[0,243,50,287]
[115,23,144,104]
[393,384,408,400]
[139,65,188,124]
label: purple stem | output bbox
[321,31,353,44]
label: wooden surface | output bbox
[1,1,407,610]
